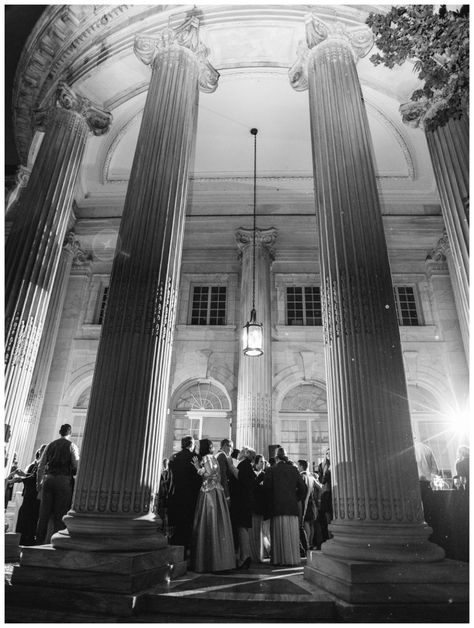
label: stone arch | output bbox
[166,378,233,455]
[171,378,232,411]
[275,378,328,470]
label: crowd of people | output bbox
[5,424,79,545]
[160,436,334,573]
[4,426,468,570]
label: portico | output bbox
[5,5,469,622]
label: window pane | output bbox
[393,286,419,326]
[191,286,226,325]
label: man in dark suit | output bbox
[264,447,307,565]
[167,435,202,556]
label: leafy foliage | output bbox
[366,5,469,130]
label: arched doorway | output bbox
[278,383,328,471]
[169,379,232,454]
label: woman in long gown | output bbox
[191,439,236,573]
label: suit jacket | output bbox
[263,461,307,517]
[167,448,202,525]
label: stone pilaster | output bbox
[16,233,89,467]
[54,16,219,551]
[289,15,443,564]
[4,83,111,473]
[235,228,277,454]
[400,109,469,360]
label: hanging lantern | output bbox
[243,128,263,357]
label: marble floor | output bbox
[5,557,469,623]
[5,558,338,623]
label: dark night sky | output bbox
[4,5,47,170]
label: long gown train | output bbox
[192,454,236,573]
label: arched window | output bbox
[279,383,328,469]
[170,380,232,454]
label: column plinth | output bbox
[4,83,111,473]
[55,17,219,551]
[290,15,443,564]
[235,228,277,454]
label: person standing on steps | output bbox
[35,424,79,544]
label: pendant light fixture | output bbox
[242,128,264,357]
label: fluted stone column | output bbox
[289,16,443,566]
[17,233,89,467]
[401,105,469,359]
[235,228,277,454]
[426,119,469,359]
[5,84,111,474]
[54,17,219,551]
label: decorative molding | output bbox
[34,82,112,136]
[235,227,278,258]
[134,16,219,94]
[289,14,373,92]
[365,101,415,180]
[5,165,31,214]
[426,230,450,261]
[103,112,142,184]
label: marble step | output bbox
[136,571,337,621]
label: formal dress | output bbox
[15,461,41,545]
[191,455,236,573]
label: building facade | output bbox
[5,4,469,603]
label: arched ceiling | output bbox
[14,4,440,215]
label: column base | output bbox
[304,550,469,605]
[56,512,168,551]
[7,544,186,617]
[322,520,445,562]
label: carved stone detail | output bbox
[35,82,112,136]
[289,15,373,92]
[5,165,31,214]
[235,227,278,260]
[426,231,450,261]
[134,16,219,94]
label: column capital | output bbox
[289,15,373,91]
[62,231,91,267]
[34,82,112,136]
[5,165,31,214]
[399,93,457,131]
[235,227,278,258]
[134,16,219,94]
[426,231,450,262]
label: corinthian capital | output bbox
[34,82,113,136]
[235,227,278,259]
[134,16,219,94]
[289,15,373,91]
